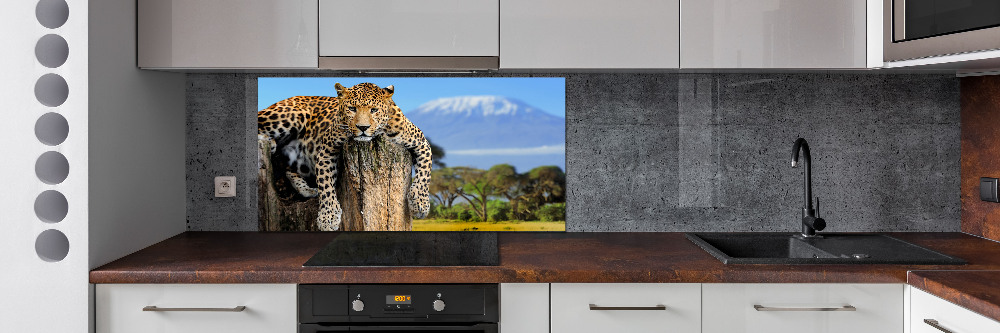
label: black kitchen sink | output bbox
[686,233,966,265]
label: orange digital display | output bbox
[386,295,412,304]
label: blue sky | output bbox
[257,77,566,117]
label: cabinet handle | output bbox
[143,306,247,312]
[589,304,667,311]
[924,319,955,333]
[753,305,856,312]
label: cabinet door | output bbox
[550,283,700,333]
[911,287,1000,333]
[681,0,868,68]
[96,284,297,333]
[319,0,499,57]
[501,0,680,69]
[500,284,549,333]
[702,283,903,333]
[138,0,317,69]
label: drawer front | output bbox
[911,288,1000,333]
[702,283,903,333]
[96,284,296,333]
[319,0,499,57]
[500,283,549,333]
[550,283,701,333]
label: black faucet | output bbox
[791,138,826,237]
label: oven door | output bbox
[885,0,1000,61]
[300,323,498,333]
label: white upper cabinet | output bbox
[138,0,318,69]
[319,0,499,57]
[681,0,874,68]
[500,0,680,69]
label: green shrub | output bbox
[458,209,473,221]
[436,205,455,220]
[487,200,511,222]
[536,203,566,222]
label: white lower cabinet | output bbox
[97,282,1000,333]
[910,287,1000,333]
[500,283,549,333]
[95,284,297,333]
[702,283,903,333]
[550,283,702,333]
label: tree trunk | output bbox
[258,139,320,231]
[257,136,413,231]
[338,136,413,231]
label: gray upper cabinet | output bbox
[680,0,874,69]
[500,0,680,69]
[319,0,499,57]
[317,0,500,70]
[138,0,317,69]
[136,0,881,70]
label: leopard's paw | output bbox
[316,207,342,231]
[408,187,430,219]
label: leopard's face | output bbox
[335,82,395,142]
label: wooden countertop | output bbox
[90,231,1000,284]
[908,270,1000,323]
[90,231,1000,322]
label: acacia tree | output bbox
[455,167,489,221]
[521,165,566,214]
[429,167,463,209]
[489,164,529,220]
[455,165,516,221]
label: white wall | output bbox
[0,0,90,331]
[0,0,185,331]
[88,0,186,271]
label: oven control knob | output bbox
[432,299,446,312]
[352,299,365,312]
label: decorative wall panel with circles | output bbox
[34,73,69,107]
[34,190,68,223]
[35,34,69,68]
[35,0,69,29]
[35,112,69,145]
[34,0,73,267]
[35,229,69,262]
[35,151,69,185]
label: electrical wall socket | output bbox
[215,176,236,197]
[981,177,999,202]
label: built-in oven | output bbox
[299,284,498,333]
[884,0,1000,61]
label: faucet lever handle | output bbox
[815,197,820,218]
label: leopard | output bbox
[257,82,432,231]
[280,139,318,197]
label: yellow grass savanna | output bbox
[413,219,565,231]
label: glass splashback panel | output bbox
[256,77,566,232]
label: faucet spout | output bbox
[791,138,825,237]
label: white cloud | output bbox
[448,144,566,156]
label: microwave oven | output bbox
[884,0,1000,62]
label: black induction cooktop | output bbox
[303,232,499,267]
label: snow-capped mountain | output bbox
[403,96,566,171]
[405,96,565,150]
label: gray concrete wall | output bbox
[186,73,960,232]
